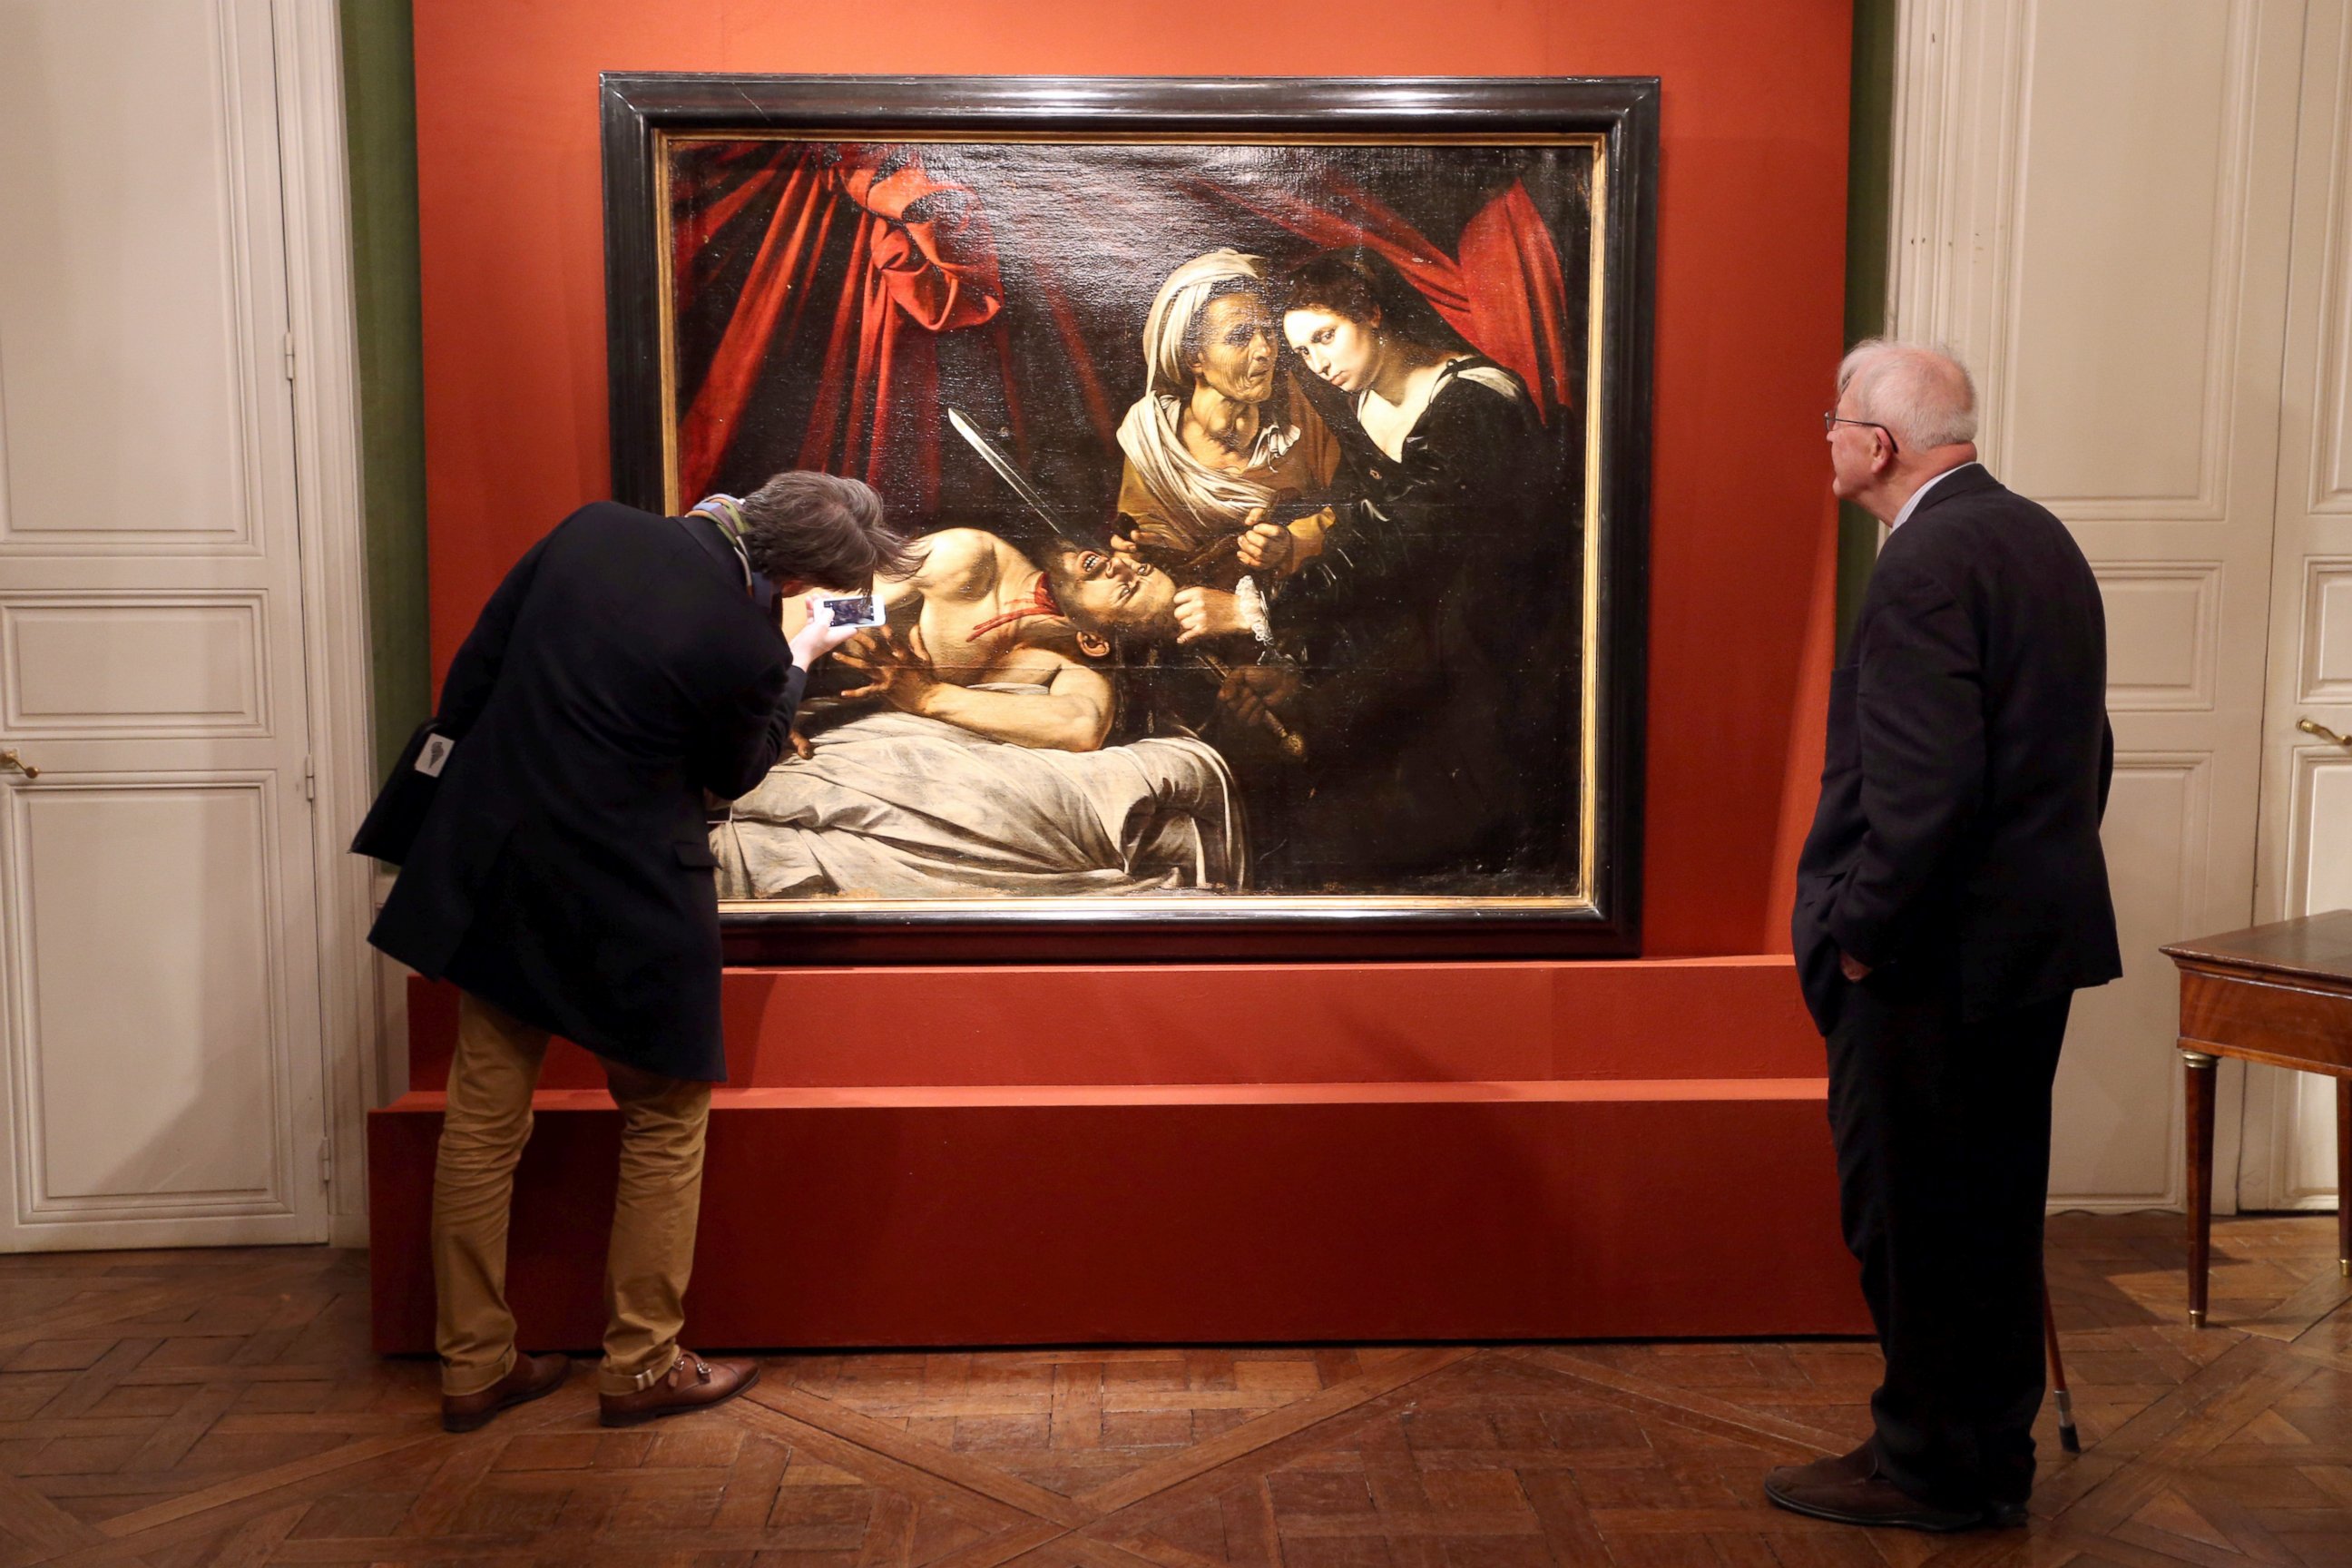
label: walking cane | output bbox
[2042,1273,2081,1454]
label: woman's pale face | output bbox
[1285,307,1380,395]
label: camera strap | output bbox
[685,494,755,595]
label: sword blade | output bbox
[944,405,1086,542]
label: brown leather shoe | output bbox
[1763,1449,1994,1533]
[598,1349,760,1427]
[441,1351,571,1434]
[1766,1443,1876,1492]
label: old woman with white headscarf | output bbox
[1113,249,1339,579]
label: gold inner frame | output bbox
[652,128,1612,916]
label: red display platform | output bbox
[369,960,1868,1352]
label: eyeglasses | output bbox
[1823,412,1900,456]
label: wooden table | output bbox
[2161,911,2352,1326]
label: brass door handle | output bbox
[0,750,37,779]
[2298,719,2352,750]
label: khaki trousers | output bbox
[433,990,713,1398]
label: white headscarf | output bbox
[1115,249,1301,534]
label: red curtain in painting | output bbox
[673,145,1006,506]
[670,147,1576,508]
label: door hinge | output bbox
[282,332,297,381]
[302,755,316,802]
[318,1138,332,1188]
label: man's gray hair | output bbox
[1837,339,1979,450]
[734,470,916,588]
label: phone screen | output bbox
[821,594,882,628]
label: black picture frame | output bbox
[600,74,1656,965]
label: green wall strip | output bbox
[1838,0,1897,652]
[340,0,431,776]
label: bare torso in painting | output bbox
[716,525,1244,900]
[832,529,1115,753]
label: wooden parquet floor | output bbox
[0,1212,2346,1566]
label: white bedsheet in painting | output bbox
[712,686,1246,898]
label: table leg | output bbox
[2337,1076,2350,1279]
[2183,1048,2219,1327]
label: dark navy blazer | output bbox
[368,502,800,1081]
[1793,466,2121,1034]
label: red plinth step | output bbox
[403,956,1828,1090]
[370,1079,1859,1351]
[373,958,1863,1349]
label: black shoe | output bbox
[1763,1452,1996,1534]
[1765,1443,1876,1492]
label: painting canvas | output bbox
[602,77,1654,957]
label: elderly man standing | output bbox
[1778,342,2120,1531]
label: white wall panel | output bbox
[0,0,331,1250]
[1888,0,2306,1211]
[7,781,289,1218]
[2243,753,2352,1207]
[2304,560,2352,697]
[2242,2,2352,1214]
[2312,40,2352,516]
[2,594,268,735]
[2100,564,2220,709]
[0,0,259,552]
[2050,758,2208,1202]
[2001,0,2248,513]
[2293,753,2352,916]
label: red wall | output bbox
[410,0,1850,958]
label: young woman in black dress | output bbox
[1224,250,1578,887]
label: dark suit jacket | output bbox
[368,502,801,1081]
[1793,465,2121,1034]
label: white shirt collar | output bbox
[1888,461,1980,533]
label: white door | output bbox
[0,0,331,1248]
[1886,0,2307,1210]
[2241,0,2352,1210]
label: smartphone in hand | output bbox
[818,593,885,630]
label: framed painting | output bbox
[601,74,1655,962]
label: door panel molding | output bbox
[2050,752,2213,1208]
[2303,6,2352,509]
[2244,0,2352,1214]
[2,774,302,1229]
[2297,556,2352,697]
[1996,0,2262,517]
[0,592,273,738]
[2097,563,2224,711]
[1886,0,2304,1210]
[0,0,272,558]
[0,0,367,1253]
[270,0,385,1249]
